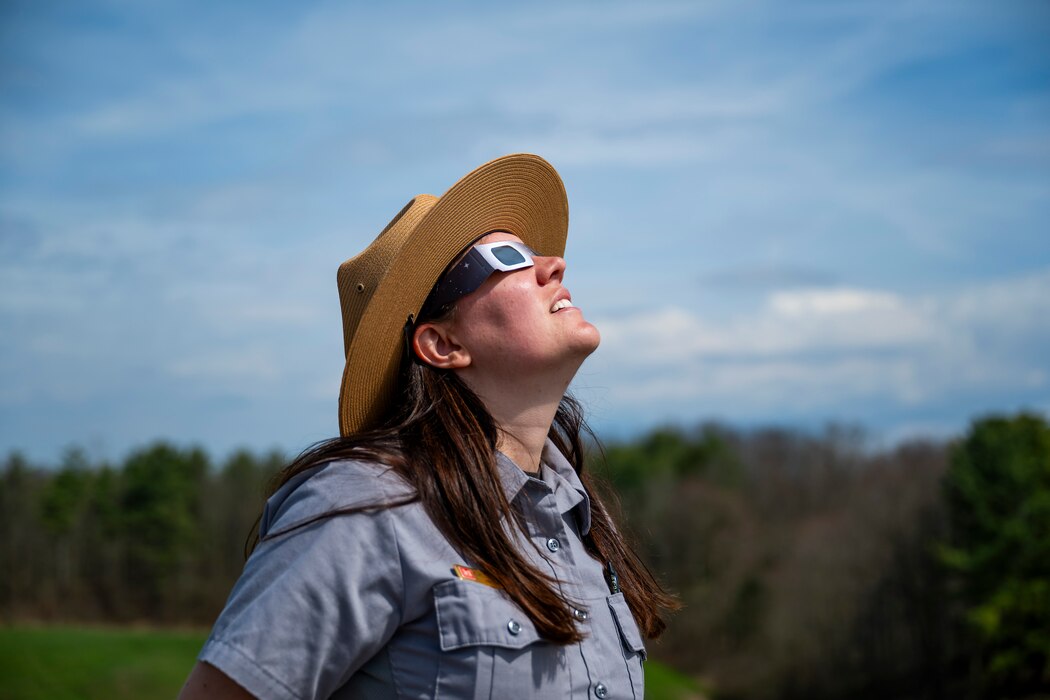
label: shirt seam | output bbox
[205,637,305,700]
[375,474,408,627]
[377,475,408,700]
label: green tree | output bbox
[38,448,96,613]
[120,442,209,620]
[197,448,276,618]
[941,412,1050,696]
[82,465,126,619]
[1,452,49,620]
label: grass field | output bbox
[0,625,704,699]
[0,625,206,700]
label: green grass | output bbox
[644,658,708,700]
[0,625,207,700]
[0,625,704,699]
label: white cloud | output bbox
[591,268,1050,415]
[598,286,939,363]
[769,288,898,315]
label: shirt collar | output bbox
[495,438,592,535]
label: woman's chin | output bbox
[573,322,602,358]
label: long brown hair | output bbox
[249,324,678,643]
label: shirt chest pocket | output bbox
[607,592,646,661]
[433,580,568,700]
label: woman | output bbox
[180,154,677,699]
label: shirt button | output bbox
[507,619,522,635]
[572,608,589,621]
[546,537,561,553]
[594,683,608,698]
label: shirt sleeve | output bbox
[198,468,406,700]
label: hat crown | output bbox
[337,195,438,356]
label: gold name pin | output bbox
[453,564,499,589]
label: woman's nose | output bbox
[534,255,566,284]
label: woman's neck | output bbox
[459,360,580,474]
[495,411,555,474]
[472,379,565,474]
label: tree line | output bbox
[1,412,1047,699]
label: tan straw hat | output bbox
[336,153,569,436]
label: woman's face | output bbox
[442,231,601,381]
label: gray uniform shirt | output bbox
[198,439,647,699]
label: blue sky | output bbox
[2,0,1049,464]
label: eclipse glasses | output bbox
[420,240,536,318]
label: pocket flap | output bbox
[607,592,647,659]
[434,580,542,651]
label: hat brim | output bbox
[338,153,569,436]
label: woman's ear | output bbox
[412,322,472,369]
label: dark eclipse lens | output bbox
[491,245,527,266]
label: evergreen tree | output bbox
[941,412,1050,696]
